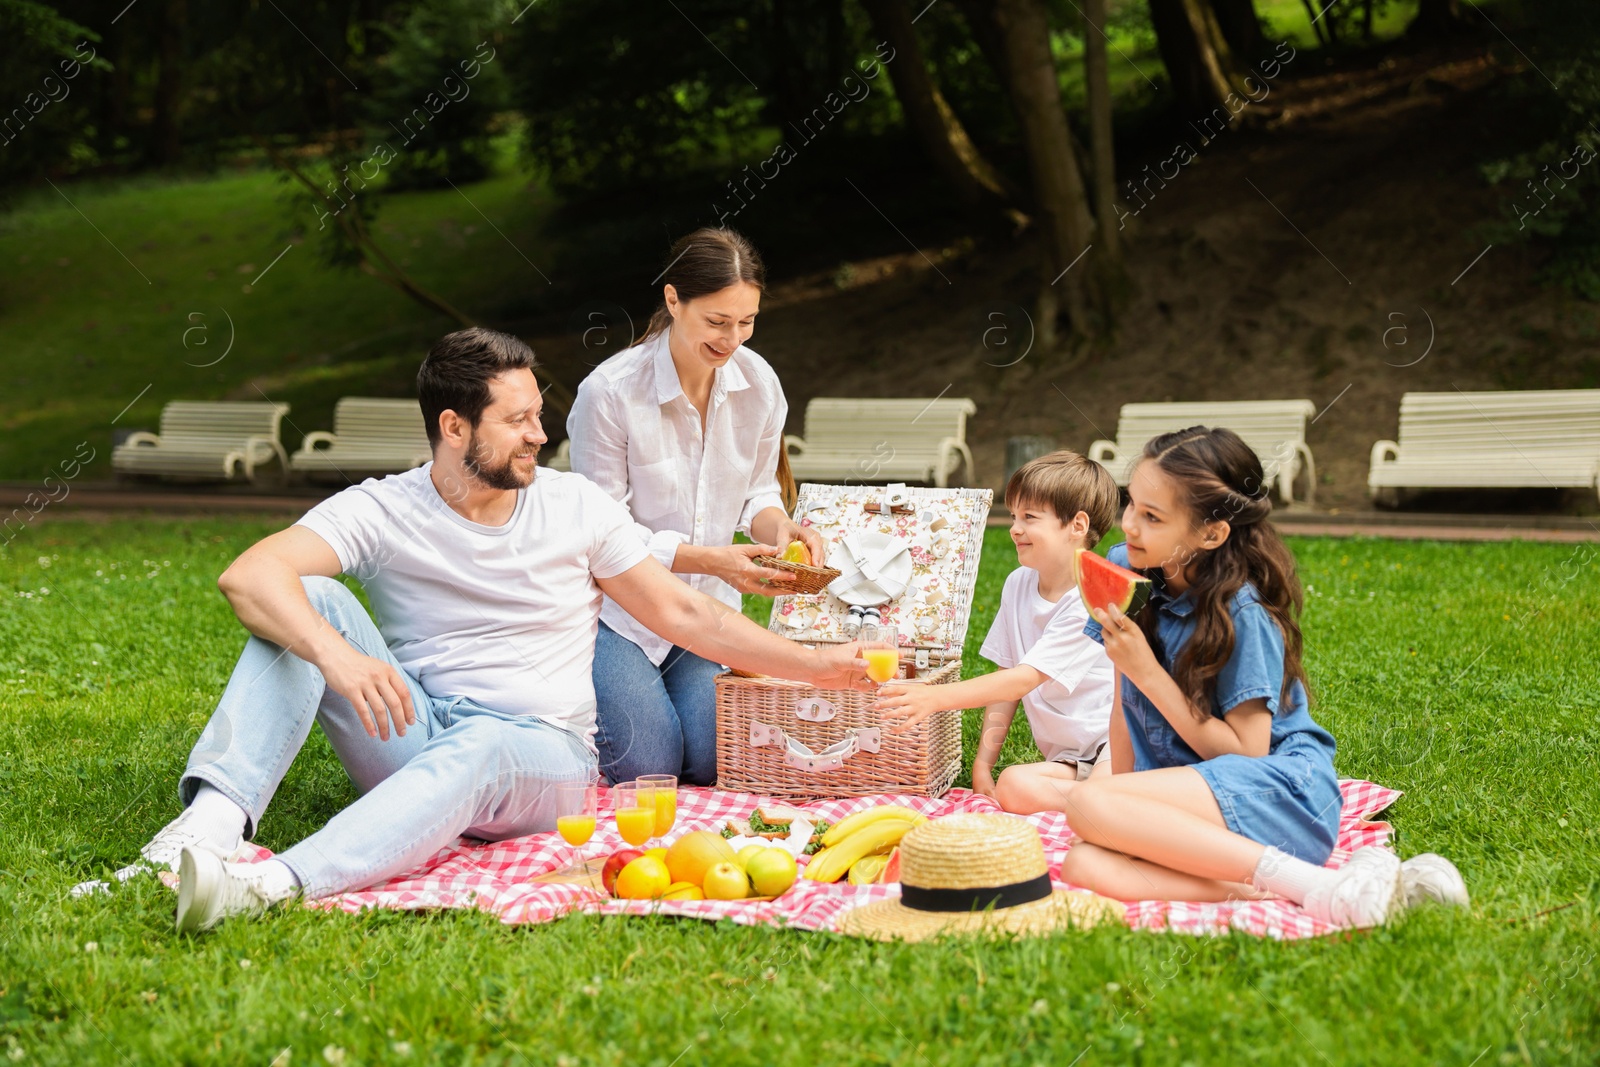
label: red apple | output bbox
[602,849,646,895]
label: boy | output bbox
[875,450,1120,814]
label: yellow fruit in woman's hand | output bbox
[780,540,811,565]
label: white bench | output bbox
[1368,389,1600,504]
[112,401,289,483]
[544,439,572,472]
[1089,400,1318,505]
[784,397,977,488]
[290,397,432,480]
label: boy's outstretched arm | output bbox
[873,665,1046,732]
[970,700,1018,797]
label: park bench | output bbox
[112,401,289,483]
[289,397,431,480]
[1368,389,1600,505]
[784,397,978,488]
[1088,399,1319,505]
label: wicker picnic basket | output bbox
[716,482,993,799]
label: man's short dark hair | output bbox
[417,328,538,448]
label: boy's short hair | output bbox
[1005,450,1121,546]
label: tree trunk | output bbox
[1209,0,1265,61]
[859,0,1020,209]
[989,0,1099,349]
[1407,0,1475,37]
[152,0,186,166]
[1148,0,1247,120]
[1083,0,1120,264]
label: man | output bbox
[143,328,865,932]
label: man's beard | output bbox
[464,431,537,490]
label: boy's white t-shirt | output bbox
[979,566,1115,764]
[294,465,651,748]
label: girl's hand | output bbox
[971,764,997,799]
[873,681,947,733]
[1090,603,1160,684]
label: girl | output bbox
[568,227,824,787]
[1059,427,1466,927]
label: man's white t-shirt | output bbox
[295,465,651,748]
[979,566,1115,764]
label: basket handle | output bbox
[750,720,882,774]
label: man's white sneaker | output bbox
[175,847,297,933]
[141,806,244,871]
[1400,853,1469,908]
[1302,846,1404,928]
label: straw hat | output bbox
[834,813,1125,942]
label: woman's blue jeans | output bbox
[591,621,723,786]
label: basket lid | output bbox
[767,482,994,655]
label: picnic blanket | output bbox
[282,779,1400,940]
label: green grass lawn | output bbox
[1,518,1596,1065]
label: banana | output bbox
[820,805,926,848]
[847,855,890,886]
[804,818,919,882]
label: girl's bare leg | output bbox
[1059,767,1274,903]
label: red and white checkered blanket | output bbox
[285,779,1399,940]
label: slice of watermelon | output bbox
[877,846,900,885]
[1074,547,1153,619]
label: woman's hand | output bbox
[971,763,997,799]
[713,543,797,595]
[788,523,827,568]
[1090,603,1161,687]
[873,680,948,734]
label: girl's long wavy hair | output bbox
[1132,426,1309,719]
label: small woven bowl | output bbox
[753,555,842,596]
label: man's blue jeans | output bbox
[179,576,595,898]
[591,621,723,787]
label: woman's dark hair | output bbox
[643,227,766,341]
[416,327,537,448]
[1131,426,1308,719]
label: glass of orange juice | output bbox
[638,774,678,843]
[554,778,598,876]
[861,623,901,686]
[614,781,657,847]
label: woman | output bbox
[568,227,825,786]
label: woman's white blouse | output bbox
[567,330,789,665]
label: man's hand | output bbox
[874,680,950,733]
[316,642,416,740]
[971,763,997,798]
[714,543,797,596]
[810,641,872,691]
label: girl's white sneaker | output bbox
[1400,853,1469,908]
[1302,847,1404,928]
